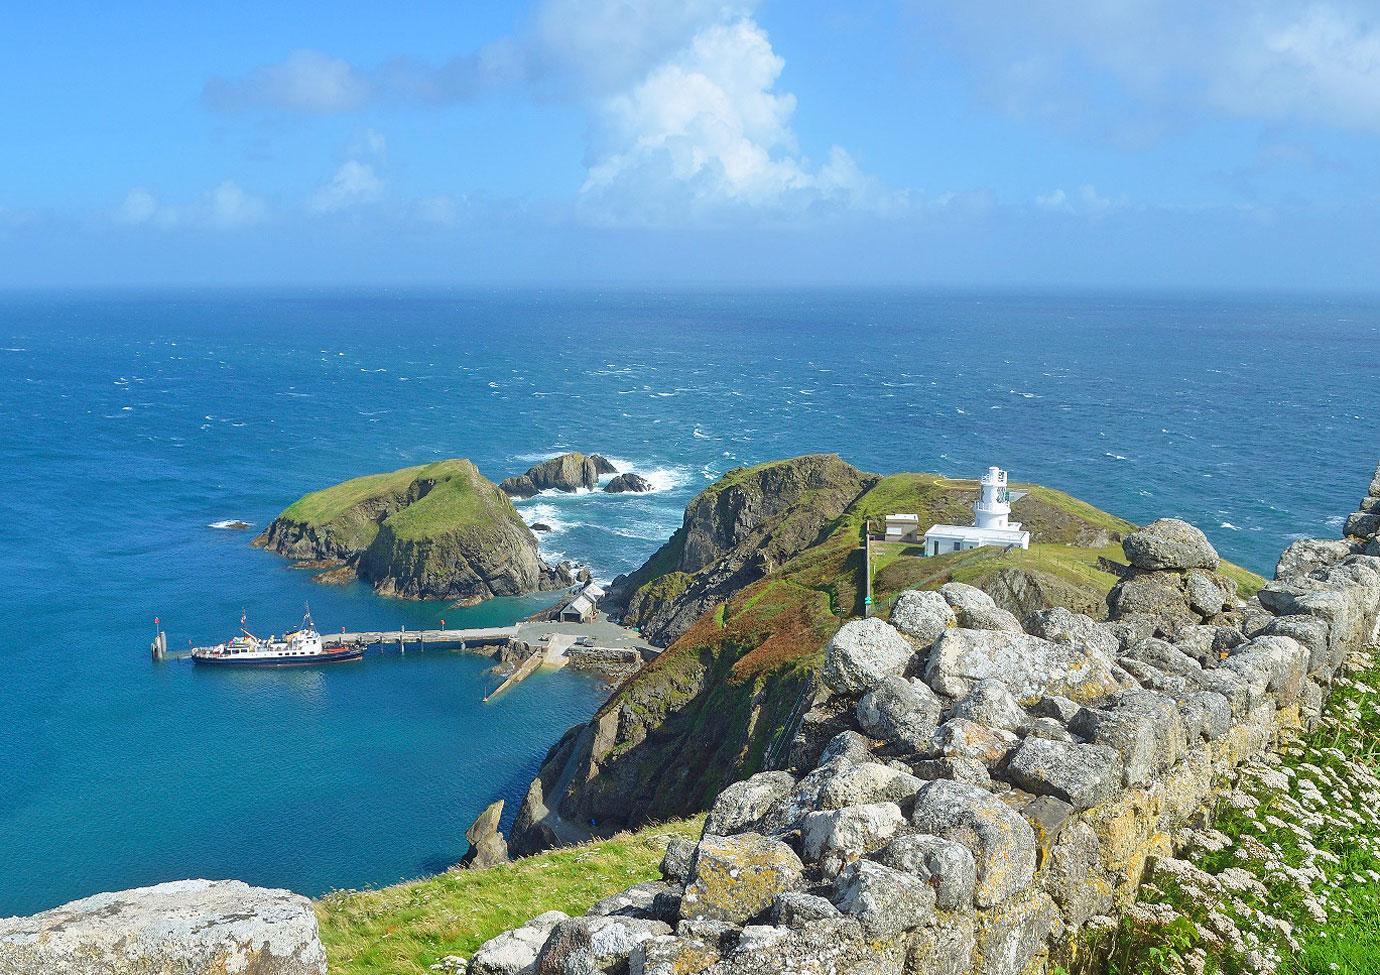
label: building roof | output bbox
[923,524,1031,545]
[564,595,594,616]
[581,583,606,601]
[886,513,920,522]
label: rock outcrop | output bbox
[255,459,569,603]
[605,454,875,646]
[500,453,618,498]
[471,465,1380,975]
[460,799,510,869]
[0,879,326,975]
[604,472,654,494]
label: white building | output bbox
[923,466,1031,556]
[884,513,921,543]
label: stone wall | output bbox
[467,462,1380,975]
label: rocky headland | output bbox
[254,458,570,603]
[509,454,1225,853]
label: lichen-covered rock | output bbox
[661,837,697,886]
[1122,518,1219,571]
[910,780,1037,908]
[1184,570,1228,617]
[874,833,977,910]
[471,911,570,975]
[832,860,937,939]
[1260,615,1332,674]
[891,589,957,647]
[707,917,904,975]
[1023,607,1120,658]
[769,892,841,927]
[534,915,672,975]
[589,882,680,923]
[1069,691,1183,788]
[681,833,803,924]
[703,770,796,836]
[0,879,326,975]
[1223,634,1310,706]
[817,730,875,766]
[1179,690,1233,741]
[950,679,1030,733]
[926,628,1131,704]
[821,618,914,694]
[856,675,942,748]
[1275,538,1356,581]
[939,583,1025,632]
[1042,820,1112,928]
[1106,572,1196,625]
[801,802,905,878]
[973,889,1062,975]
[1004,738,1122,811]
[929,719,1019,767]
[630,934,720,975]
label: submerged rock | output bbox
[605,472,654,494]
[0,879,326,975]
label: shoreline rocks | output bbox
[604,472,654,494]
[500,453,618,499]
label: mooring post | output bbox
[400,624,406,654]
[150,617,166,662]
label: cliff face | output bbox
[509,462,1194,856]
[605,454,876,646]
[500,452,618,498]
[255,459,568,603]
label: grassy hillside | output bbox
[316,818,702,975]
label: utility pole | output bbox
[863,519,873,618]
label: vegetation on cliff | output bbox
[255,459,568,602]
[315,818,701,975]
[512,457,1265,853]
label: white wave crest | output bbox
[208,519,252,530]
[518,502,572,534]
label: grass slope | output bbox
[317,819,702,975]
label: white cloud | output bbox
[921,1,1380,139]
[115,182,267,229]
[309,160,385,213]
[204,49,371,113]
[204,0,892,224]
[578,16,897,222]
[1034,184,1126,216]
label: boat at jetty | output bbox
[192,608,363,668]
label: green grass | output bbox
[280,462,441,526]
[382,462,513,541]
[1087,653,1380,975]
[316,818,703,975]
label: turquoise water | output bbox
[1,288,1377,915]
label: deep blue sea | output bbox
[1,288,1377,916]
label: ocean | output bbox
[1,288,1376,916]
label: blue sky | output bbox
[3,0,1379,288]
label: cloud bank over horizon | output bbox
[2,0,1378,288]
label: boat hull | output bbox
[192,645,365,667]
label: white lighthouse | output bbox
[921,465,1031,556]
[974,466,1013,530]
